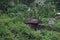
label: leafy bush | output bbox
[51,19,60,32]
[0,16,60,40]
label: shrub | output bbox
[0,16,60,40]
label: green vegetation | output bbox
[0,0,60,40]
[0,16,60,40]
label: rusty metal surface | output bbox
[24,18,42,24]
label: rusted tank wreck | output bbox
[24,18,52,30]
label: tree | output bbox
[0,0,9,13]
[20,0,35,6]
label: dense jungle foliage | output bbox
[0,0,60,40]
